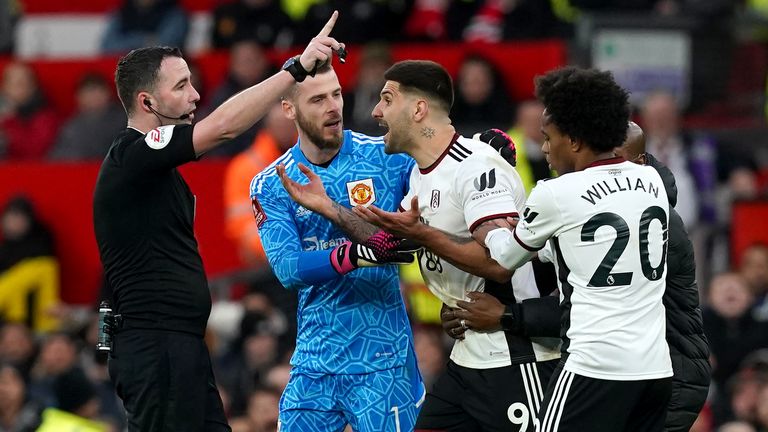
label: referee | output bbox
[93,12,344,431]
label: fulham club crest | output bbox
[346,178,376,207]
[430,190,440,209]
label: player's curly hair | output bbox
[535,67,629,153]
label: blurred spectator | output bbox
[741,244,768,322]
[343,43,392,136]
[224,102,295,266]
[28,333,78,408]
[211,0,295,50]
[640,90,718,228]
[451,54,514,137]
[0,0,20,54]
[36,367,108,431]
[263,363,291,393]
[719,421,757,432]
[412,327,446,390]
[298,1,411,44]
[715,352,768,427]
[506,99,551,194]
[241,292,290,357]
[0,363,41,432]
[217,303,284,416]
[100,0,189,55]
[0,63,60,160]
[49,73,126,161]
[230,386,280,432]
[80,316,125,429]
[704,273,768,399]
[0,325,35,379]
[756,380,768,431]
[0,196,60,333]
[569,0,732,17]
[202,40,273,157]
[463,0,568,42]
[716,166,761,227]
[402,0,450,41]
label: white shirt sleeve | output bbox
[485,181,562,270]
[538,241,554,263]
[454,152,523,232]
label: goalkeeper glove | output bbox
[330,230,419,275]
[474,128,517,167]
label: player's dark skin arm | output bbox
[354,197,513,283]
[443,292,561,339]
[277,162,379,242]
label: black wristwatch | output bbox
[282,56,312,83]
[500,304,518,333]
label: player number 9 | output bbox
[507,402,529,431]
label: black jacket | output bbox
[646,154,710,372]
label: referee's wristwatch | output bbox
[499,304,518,333]
[282,56,313,83]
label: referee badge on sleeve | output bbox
[144,125,175,150]
[251,197,267,228]
[346,178,376,207]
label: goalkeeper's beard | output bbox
[296,109,343,151]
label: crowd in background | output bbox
[1,0,768,431]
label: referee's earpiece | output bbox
[143,98,190,121]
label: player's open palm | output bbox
[277,162,331,213]
[354,196,424,240]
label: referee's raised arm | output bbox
[192,11,344,156]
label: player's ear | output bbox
[138,92,153,113]
[413,99,428,122]
[282,98,296,120]
[569,137,582,152]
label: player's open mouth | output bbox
[324,120,341,130]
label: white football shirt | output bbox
[486,158,673,380]
[402,135,561,369]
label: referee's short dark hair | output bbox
[384,60,454,113]
[535,67,630,153]
[115,46,183,116]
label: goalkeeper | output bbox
[249,58,423,431]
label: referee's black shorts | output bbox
[415,359,557,432]
[538,360,672,432]
[108,327,231,432]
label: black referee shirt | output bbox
[93,125,210,336]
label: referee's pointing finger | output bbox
[317,10,339,38]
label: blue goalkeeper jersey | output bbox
[250,130,416,375]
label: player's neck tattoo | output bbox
[421,127,435,139]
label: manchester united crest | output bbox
[346,178,376,207]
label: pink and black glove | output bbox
[330,230,419,275]
[474,128,517,167]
